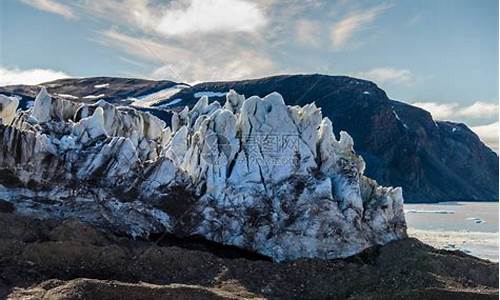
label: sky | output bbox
[0,0,498,150]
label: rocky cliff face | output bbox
[0,87,406,261]
[2,74,495,202]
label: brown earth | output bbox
[0,212,497,299]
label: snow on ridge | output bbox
[94,83,110,89]
[194,91,227,98]
[156,98,183,108]
[56,93,79,99]
[83,94,105,100]
[392,109,408,129]
[131,84,188,108]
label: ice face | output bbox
[0,94,19,125]
[0,88,407,261]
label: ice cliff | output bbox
[0,88,406,261]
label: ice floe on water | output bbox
[405,202,498,261]
[405,209,455,214]
[466,217,487,224]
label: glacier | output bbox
[0,87,406,261]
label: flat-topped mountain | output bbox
[1,74,497,202]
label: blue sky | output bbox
[0,0,498,149]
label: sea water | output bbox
[405,202,499,262]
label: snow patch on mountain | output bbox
[156,98,183,108]
[194,91,227,98]
[392,110,408,129]
[83,94,105,100]
[56,93,79,99]
[131,84,189,108]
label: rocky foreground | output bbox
[0,211,497,300]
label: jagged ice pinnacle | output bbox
[0,87,406,261]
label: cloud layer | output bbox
[17,0,400,82]
[100,29,275,83]
[330,4,390,49]
[0,67,70,86]
[412,101,499,151]
[156,0,266,36]
[412,101,499,120]
[20,0,76,19]
[355,67,412,84]
[471,122,499,152]
[295,19,321,47]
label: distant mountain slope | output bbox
[0,76,179,121]
[1,74,497,202]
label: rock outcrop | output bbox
[0,87,406,261]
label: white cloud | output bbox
[412,101,499,151]
[330,4,390,49]
[100,30,275,83]
[20,0,76,19]
[60,0,267,36]
[99,30,191,64]
[150,51,275,84]
[0,67,70,86]
[471,122,499,152]
[411,102,459,120]
[457,101,499,119]
[355,67,412,84]
[156,0,267,36]
[412,101,499,120]
[295,19,321,47]
[81,0,274,83]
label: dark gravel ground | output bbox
[0,211,497,299]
